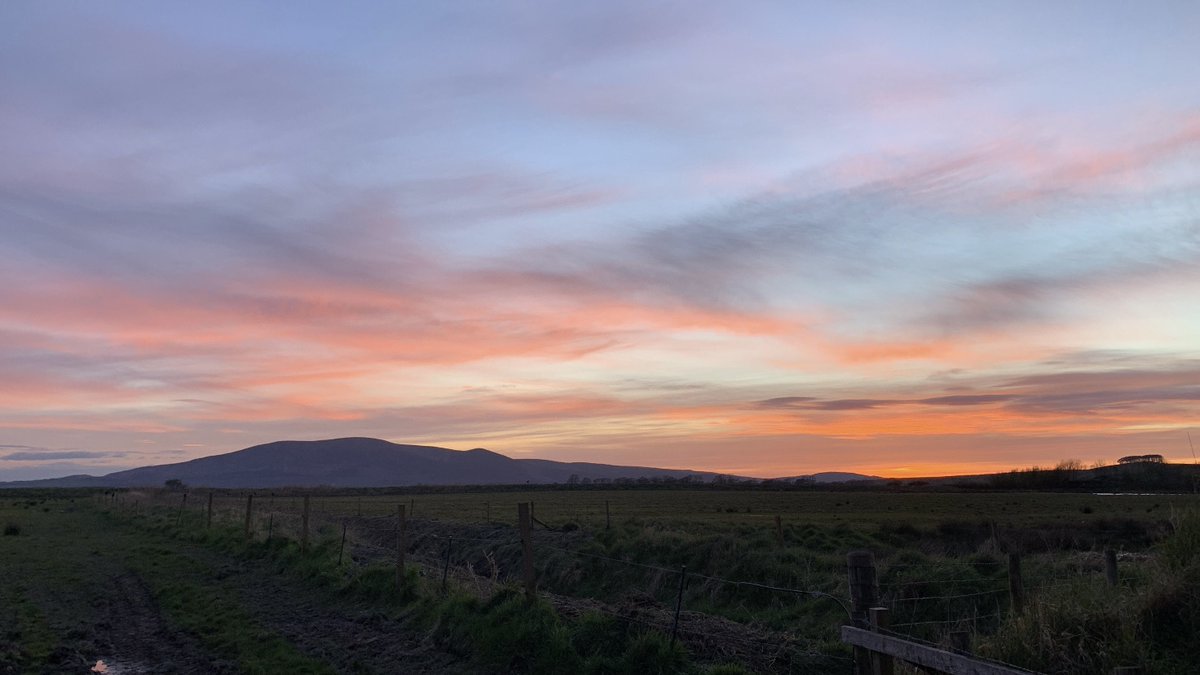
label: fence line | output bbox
[111,489,1159,674]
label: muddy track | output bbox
[94,572,232,674]
[180,548,478,674]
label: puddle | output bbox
[90,659,156,674]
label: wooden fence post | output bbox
[337,520,347,565]
[243,494,254,540]
[485,501,490,523]
[847,551,877,675]
[441,536,453,593]
[670,565,687,648]
[206,492,213,529]
[519,502,536,599]
[267,513,273,540]
[775,515,784,546]
[395,504,407,590]
[1008,552,1024,614]
[176,492,187,525]
[605,500,611,530]
[869,607,894,675]
[301,495,310,552]
[1104,549,1118,586]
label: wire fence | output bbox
[99,489,1161,674]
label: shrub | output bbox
[1160,510,1200,569]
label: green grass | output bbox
[0,499,335,673]
[7,489,1200,674]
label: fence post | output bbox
[670,565,687,648]
[1008,552,1024,614]
[1104,549,1118,586]
[301,495,310,552]
[267,513,273,541]
[338,520,347,565]
[519,502,536,599]
[775,515,784,546]
[485,501,490,523]
[206,492,213,529]
[605,500,611,530]
[441,536,453,593]
[243,494,254,540]
[847,551,877,675]
[395,504,407,590]
[177,493,188,526]
[869,607,894,675]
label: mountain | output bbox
[774,472,882,484]
[0,437,724,489]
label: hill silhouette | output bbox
[0,437,725,488]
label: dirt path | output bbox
[193,553,477,674]
[0,502,476,674]
[91,573,233,674]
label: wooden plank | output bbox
[841,627,1034,675]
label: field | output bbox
[3,487,1198,674]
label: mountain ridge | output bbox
[0,437,731,488]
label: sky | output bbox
[2,2,1199,480]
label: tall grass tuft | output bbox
[978,510,1200,674]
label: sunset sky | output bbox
[2,2,1199,480]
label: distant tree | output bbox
[164,478,186,491]
[1055,459,1084,472]
[567,474,580,485]
[1118,454,1165,465]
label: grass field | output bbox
[5,488,1199,673]
[193,486,1199,528]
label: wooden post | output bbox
[775,514,784,546]
[847,551,878,624]
[669,565,687,648]
[847,551,877,675]
[519,502,536,599]
[1104,549,1118,586]
[409,498,414,518]
[485,501,490,523]
[206,492,213,529]
[267,513,273,540]
[357,498,362,517]
[243,494,254,540]
[301,495,310,552]
[605,500,611,530]
[869,607,894,675]
[176,493,187,525]
[395,504,407,590]
[1008,553,1024,614]
[337,520,347,566]
[441,536,453,593]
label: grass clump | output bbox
[427,588,581,674]
[978,513,1200,674]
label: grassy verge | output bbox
[116,502,733,674]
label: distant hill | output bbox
[775,472,882,484]
[0,437,726,489]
